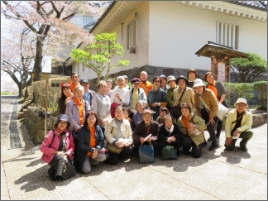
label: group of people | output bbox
[40,70,254,181]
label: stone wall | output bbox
[24,106,57,145]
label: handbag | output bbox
[107,143,123,154]
[199,96,229,121]
[139,142,155,164]
[172,87,186,119]
[61,159,76,180]
[161,145,177,160]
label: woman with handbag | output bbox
[204,72,227,143]
[104,105,133,165]
[40,114,76,181]
[193,79,219,151]
[74,111,107,173]
[158,115,183,158]
[173,75,195,119]
[177,103,206,158]
[91,80,112,133]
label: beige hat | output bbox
[143,109,154,115]
[193,78,205,88]
[167,75,176,83]
[234,98,248,107]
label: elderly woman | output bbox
[40,114,75,181]
[105,105,133,165]
[187,69,198,88]
[147,76,168,120]
[58,83,73,114]
[110,76,130,118]
[132,109,159,155]
[204,72,227,143]
[193,78,219,151]
[65,85,91,141]
[156,107,170,126]
[129,78,147,111]
[166,75,177,112]
[177,103,206,158]
[173,75,194,119]
[158,115,183,153]
[91,80,112,133]
[132,101,145,129]
[74,111,107,173]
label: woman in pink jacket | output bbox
[40,114,76,181]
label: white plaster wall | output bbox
[148,1,267,70]
[79,2,150,80]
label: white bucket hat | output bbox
[234,98,248,108]
[193,78,205,88]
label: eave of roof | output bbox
[225,1,267,12]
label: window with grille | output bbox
[216,22,239,50]
[127,17,138,51]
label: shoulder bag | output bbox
[172,87,186,119]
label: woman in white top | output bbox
[110,76,130,118]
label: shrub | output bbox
[254,81,267,110]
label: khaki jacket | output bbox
[225,109,252,138]
[104,118,133,144]
[194,89,218,119]
[177,114,206,146]
[173,87,194,111]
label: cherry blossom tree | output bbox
[1,1,105,81]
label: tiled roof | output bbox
[226,1,267,11]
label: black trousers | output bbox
[107,145,134,165]
[201,108,218,145]
[182,136,202,158]
[158,137,182,151]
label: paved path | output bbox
[1,97,267,200]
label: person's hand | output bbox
[124,142,132,147]
[166,137,171,143]
[169,136,176,142]
[115,93,121,100]
[225,137,232,146]
[232,129,240,138]
[75,128,80,133]
[150,136,157,141]
[115,141,123,147]
[152,102,158,107]
[187,123,195,132]
[207,117,215,125]
[140,137,145,144]
[99,148,106,154]
[92,149,98,159]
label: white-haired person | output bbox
[225,98,253,152]
[110,76,130,118]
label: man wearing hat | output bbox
[80,79,96,106]
[160,75,169,93]
[129,78,147,110]
[132,109,160,154]
[225,98,253,151]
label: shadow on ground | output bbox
[220,147,251,164]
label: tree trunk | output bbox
[33,38,44,81]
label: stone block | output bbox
[33,129,46,145]
[18,112,25,119]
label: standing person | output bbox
[58,83,73,114]
[69,72,80,92]
[177,103,206,158]
[105,106,134,165]
[139,71,153,96]
[132,101,145,128]
[106,79,113,98]
[129,78,147,111]
[173,75,194,119]
[123,75,132,90]
[65,85,91,140]
[225,98,253,152]
[166,75,177,116]
[160,74,169,93]
[193,78,219,151]
[40,114,75,181]
[187,69,198,88]
[132,109,159,155]
[91,80,112,133]
[147,76,168,120]
[110,76,130,118]
[74,112,107,173]
[204,72,227,143]
[80,79,95,107]
[158,115,183,153]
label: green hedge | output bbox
[254,81,267,110]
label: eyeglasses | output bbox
[180,103,188,107]
[154,80,160,82]
[87,117,96,120]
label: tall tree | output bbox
[230,53,267,83]
[1,1,104,81]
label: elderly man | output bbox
[139,71,153,96]
[225,98,253,151]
